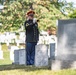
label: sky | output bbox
[67,0,76,2]
[66,0,76,7]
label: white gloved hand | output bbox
[33,18,37,23]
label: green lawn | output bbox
[0,65,76,75]
[0,44,76,75]
[0,51,12,65]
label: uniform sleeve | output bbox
[24,21,34,30]
[35,22,38,26]
[24,21,26,30]
[35,22,40,34]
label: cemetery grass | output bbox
[0,44,76,75]
[0,65,76,75]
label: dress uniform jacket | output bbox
[24,19,39,43]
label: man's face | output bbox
[28,14,34,20]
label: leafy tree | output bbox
[0,0,69,32]
[69,9,76,18]
[0,0,29,32]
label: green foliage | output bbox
[0,0,69,32]
[0,0,30,31]
[69,9,76,18]
[33,0,68,31]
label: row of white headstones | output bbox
[10,44,57,67]
[0,32,25,46]
[0,32,25,59]
[0,32,57,66]
[0,31,56,46]
[0,44,57,67]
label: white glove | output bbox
[33,18,37,23]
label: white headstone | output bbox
[0,43,3,59]
[6,42,9,46]
[51,19,76,70]
[19,32,25,44]
[48,35,57,59]
[0,43,2,50]
[57,19,76,60]
[50,43,55,59]
[15,40,20,46]
[35,44,48,67]
[14,50,20,64]
[0,50,3,59]
[10,46,19,61]
[38,31,49,44]
[19,49,26,65]
[0,34,5,43]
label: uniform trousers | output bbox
[26,42,37,65]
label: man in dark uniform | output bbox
[24,10,39,65]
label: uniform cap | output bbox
[27,10,35,15]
